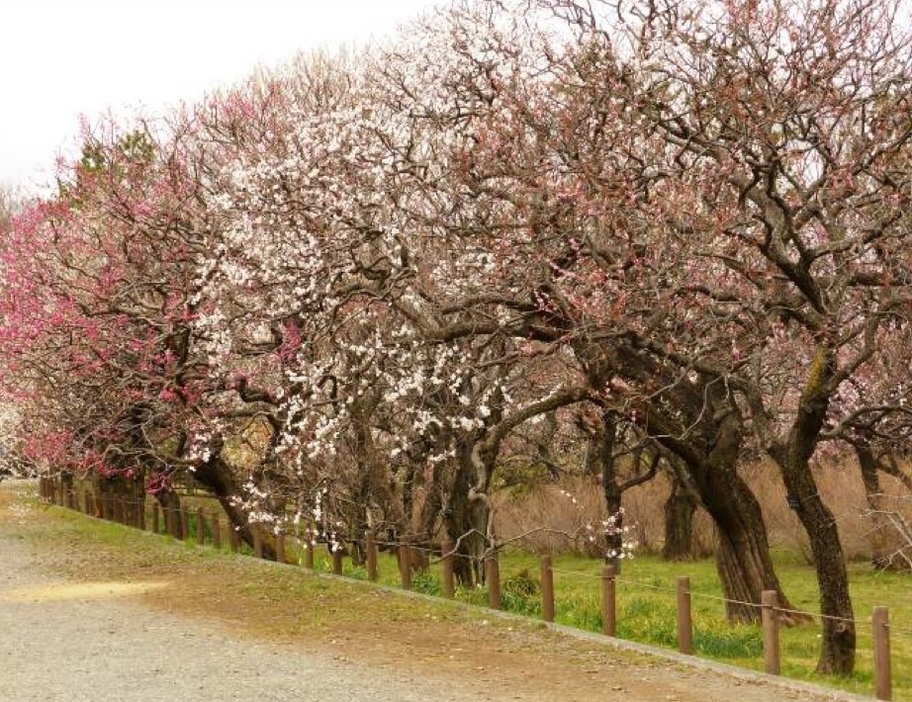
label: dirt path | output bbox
[0,532,469,702]
[0,483,870,702]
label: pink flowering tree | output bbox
[534,0,912,673]
[0,118,215,529]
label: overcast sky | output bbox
[2,0,442,193]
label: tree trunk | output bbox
[772,347,855,675]
[614,344,798,625]
[778,452,856,674]
[352,399,403,565]
[598,414,624,571]
[698,468,806,623]
[442,444,488,586]
[120,477,145,529]
[194,458,277,560]
[156,489,184,539]
[592,413,660,572]
[856,445,898,570]
[675,402,805,624]
[92,474,145,527]
[662,479,698,561]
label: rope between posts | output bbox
[683,590,762,609]
[614,576,680,596]
[549,566,603,580]
[551,564,912,635]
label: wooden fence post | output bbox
[486,549,501,610]
[228,523,240,553]
[367,531,379,582]
[304,537,314,569]
[761,590,780,675]
[166,506,178,540]
[541,554,555,623]
[332,546,343,575]
[398,544,412,590]
[873,606,892,701]
[602,564,617,637]
[677,576,693,654]
[180,506,189,541]
[137,499,146,530]
[276,531,286,564]
[113,496,124,524]
[441,539,455,598]
[152,503,160,534]
[196,507,206,546]
[253,526,264,558]
[211,513,221,549]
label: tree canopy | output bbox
[2,0,912,675]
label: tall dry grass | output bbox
[495,457,912,563]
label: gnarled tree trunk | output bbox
[195,457,277,560]
[771,348,855,675]
[662,477,699,561]
[855,446,912,572]
[441,437,490,586]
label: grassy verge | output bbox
[1,484,666,696]
[312,542,910,700]
[10,484,910,701]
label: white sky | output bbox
[1,0,442,193]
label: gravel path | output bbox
[0,532,472,702]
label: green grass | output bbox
[324,546,911,700]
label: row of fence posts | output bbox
[37,476,894,701]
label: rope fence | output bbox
[38,476,903,701]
